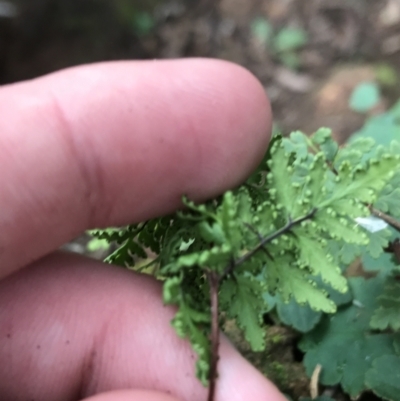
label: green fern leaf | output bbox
[328,240,361,265]
[219,191,243,249]
[370,280,400,331]
[335,136,375,168]
[328,155,400,205]
[294,229,348,292]
[163,275,211,385]
[93,127,400,391]
[263,254,336,313]
[197,221,226,245]
[105,238,147,266]
[251,201,277,238]
[329,198,369,218]
[164,244,232,274]
[375,188,400,218]
[311,128,339,162]
[306,152,329,205]
[315,209,368,244]
[267,142,302,218]
[221,275,266,351]
[282,130,310,160]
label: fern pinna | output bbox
[91,128,400,401]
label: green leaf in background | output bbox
[328,240,361,265]
[370,280,400,331]
[363,228,391,259]
[349,82,381,113]
[376,186,400,218]
[300,277,396,397]
[132,11,154,36]
[251,17,273,45]
[351,100,400,145]
[362,226,398,274]
[365,355,400,401]
[370,298,400,332]
[279,52,301,70]
[262,290,277,313]
[276,297,323,333]
[362,252,398,274]
[113,0,158,35]
[375,63,399,87]
[394,334,400,354]
[273,27,308,53]
[375,171,400,218]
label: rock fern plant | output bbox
[91,120,400,401]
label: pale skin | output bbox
[0,58,287,401]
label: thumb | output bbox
[83,390,180,401]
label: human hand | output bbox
[0,58,286,401]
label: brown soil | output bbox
[2,0,400,140]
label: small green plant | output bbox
[375,63,399,88]
[92,106,400,400]
[251,17,308,69]
[349,81,381,113]
[86,235,110,253]
[113,0,160,36]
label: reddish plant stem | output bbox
[204,208,318,401]
[235,208,317,267]
[206,270,220,401]
[370,206,400,233]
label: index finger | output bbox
[0,58,272,277]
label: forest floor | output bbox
[3,0,400,142]
[3,0,400,399]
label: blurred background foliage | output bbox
[0,0,399,143]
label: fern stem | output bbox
[370,207,400,233]
[206,270,220,401]
[235,208,318,267]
